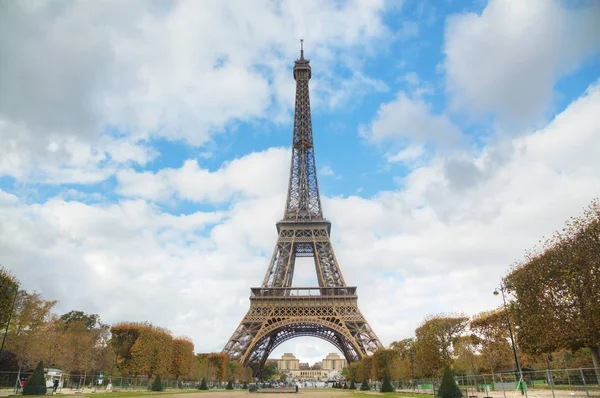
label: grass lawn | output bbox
[80,390,208,398]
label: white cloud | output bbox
[319,165,335,176]
[116,147,290,204]
[360,92,463,149]
[0,0,389,182]
[387,144,425,163]
[444,0,600,125]
[4,81,600,359]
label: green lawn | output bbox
[80,390,207,398]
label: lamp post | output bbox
[0,285,20,360]
[493,280,524,396]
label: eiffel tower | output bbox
[222,42,383,377]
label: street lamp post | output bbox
[494,280,524,396]
[0,285,19,360]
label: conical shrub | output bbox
[349,380,356,390]
[198,378,208,390]
[151,375,163,391]
[226,380,233,390]
[23,361,47,396]
[381,373,394,392]
[438,367,462,398]
[360,378,369,390]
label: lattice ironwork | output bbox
[222,44,383,378]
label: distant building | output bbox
[272,353,347,381]
[322,353,347,371]
[276,353,300,370]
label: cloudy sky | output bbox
[1,0,600,365]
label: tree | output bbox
[209,353,229,384]
[4,292,57,375]
[438,367,461,398]
[198,378,208,390]
[170,337,194,385]
[151,374,163,391]
[470,309,513,373]
[23,361,47,395]
[0,266,19,336]
[360,356,373,381]
[262,363,277,381]
[360,378,369,390]
[373,349,401,381]
[452,335,481,375]
[507,199,600,369]
[414,313,469,377]
[381,372,394,393]
[110,322,173,379]
[348,362,362,383]
[58,319,97,373]
[59,310,100,329]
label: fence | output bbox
[395,368,600,398]
[0,371,235,395]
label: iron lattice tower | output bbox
[222,43,383,377]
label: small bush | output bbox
[226,380,233,390]
[360,378,370,391]
[23,361,47,396]
[151,375,163,391]
[349,380,356,390]
[438,367,462,398]
[198,378,208,390]
[381,373,394,393]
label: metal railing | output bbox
[394,368,600,398]
[250,286,357,297]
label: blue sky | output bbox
[1,0,600,365]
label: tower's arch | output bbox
[240,318,362,377]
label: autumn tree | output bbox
[507,199,600,369]
[209,353,229,384]
[348,362,363,383]
[470,309,513,373]
[170,337,194,384]
[373,349,401,381]
[390,338,416,379]
[0,266,19,337]
[360,356,373,381]
[414,313,469,377]
[60,310,100,329]
[4,292,57,375]
[110,322,173,379]
[452,335,480,376]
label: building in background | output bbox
[272,353,347,381]
[322,353,347,371]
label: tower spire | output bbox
[288,40,318,220]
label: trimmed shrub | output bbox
[226,380,233,390]
[23,361,47,396]
[349,380,356,390]
[438,367,462,398]
[381,373,394,393]
[151,375,163,391]
[198,378,208,390]
[360,378,370,391]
